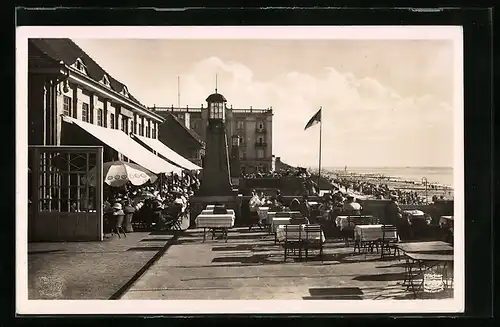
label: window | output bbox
[238,135,244,144]
[97,109,103,126]
[63,96,72,116]
[152,127,156,139]
[89,106,94,124]
[239,150,246,160]
[209,102,224,119]
[101,74,110,87]
[73,58,88,75]
[236,120,244,130]
[110,113,115,129]
[133,115,137,134]
[257,148,265,159]
[138,123,143,136]
[81,103,89,122]
[258,137,264,145]
[121,86,129,98]
[191,121,199,130]
[121,117,128,134]
[146,126,150,138]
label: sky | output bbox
[74,38,456,168]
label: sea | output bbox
[322,166,454,188]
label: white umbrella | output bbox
[84,161,158,187]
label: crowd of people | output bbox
[331,176,428,205]
[242,167,311,179]
[102,170,201,235]
[245,187,368,227]
[242,167,320,196]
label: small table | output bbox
[195,212,235,242]
[201,209,235,215]
[275,224,326,243]
[272,217,292,243]
[403,252,454,298]
[396,241,453,255]
[335,215,375,231]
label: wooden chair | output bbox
[344,217,357,246]
[303,224,324,261]
[379,225,400,259]
[282,225,304,262]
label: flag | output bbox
[304,108,322,130]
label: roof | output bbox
[28,38,145,107]
[206,92,227,103]
[165,112,205,146]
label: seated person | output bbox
[343,195,362,215]
[275,189,284,206]
[300,195,311,218]
[269,197,284,212]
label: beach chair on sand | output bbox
[282,225,304,262]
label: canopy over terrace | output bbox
[132,134,202,171]
[62,116,183,175]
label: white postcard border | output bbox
[16,26,464,315]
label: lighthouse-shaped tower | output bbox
[197,86,233,196]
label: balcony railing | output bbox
[255,127,266,133]
[255,142,267,147]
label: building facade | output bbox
[151,98,273,174]
[28,38,163,152]
[27,38,173,242]
[157,112,205,167]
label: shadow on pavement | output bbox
[170,238,202,245]
[303,295,363,300]
[376,262,408,269]
[212,243,280,252]
[309,287,363,296]
[352,272,406,282]
[212,254,285,265]
[127,247,164,252]
[139,238,173,242]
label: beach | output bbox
[316,167,454,201]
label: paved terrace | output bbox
[121,228,453,300]
[28,228,453,301]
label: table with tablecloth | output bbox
[195,209,236,242]
[335,215,376,231]
[439,216,453,228]
[201,209,235,216]
[275,224,326,243]
[354,224,398,242]
[257,206,270,223]
[403,210,431,226]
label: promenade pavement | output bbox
[28,231,176,300]
[121,227,454,300]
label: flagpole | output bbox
[318,107,322,192]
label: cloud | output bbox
[169,56,454,167]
